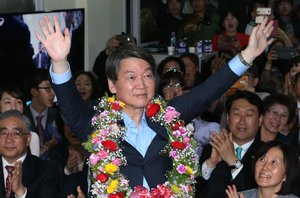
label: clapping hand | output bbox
[226,185,245,198]
[67,186,85,198]
[12,161,27,197]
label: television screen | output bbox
[0,8,84,96]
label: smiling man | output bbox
[197,90,264,197]
[0,110,58,198]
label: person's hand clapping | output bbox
[12,161,27,197]
[226,185,245,198]
[35,15,71,74]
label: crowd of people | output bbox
[1,0,300,198]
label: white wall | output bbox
[42,0,125,71]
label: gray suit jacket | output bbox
[240,188,299,198]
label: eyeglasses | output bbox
[37,86,53,93]
[267,109,289,121]
[0,129,27,139]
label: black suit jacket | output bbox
[47,141,88,198]
[0,154,59,198]
[23,106,61,144]
[52,62,241,189]
[196,138,263,198]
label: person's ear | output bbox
[252,77,259,87]
[26,132,32,147]
[259,114,263,127]
[30,88,38,97]
[108,79,116,94]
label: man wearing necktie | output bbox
[0,110,58,198]
[197,90,264,198]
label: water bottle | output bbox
[177,37,187,54]
[196,40,203,54]
[170,32,177,47]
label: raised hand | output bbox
[243,16,274,64]
[67,186,86,198]
[225,185,245,198]
[35,15,71,73]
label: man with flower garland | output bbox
[35,15,274,197]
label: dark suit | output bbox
[23,106,61,145]
[196,138,263,198]
[33,51,50,69]
[47,141,88,198]
[52,62,241,189]
[0,154,59,198]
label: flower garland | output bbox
[83,95,199,198]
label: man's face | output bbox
[108,57,155,114]
[277,1,293,16]
[190,0,207,13]
[0,117,31,164]
[32,80,55,109]
[227,98,262,145]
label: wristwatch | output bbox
[229,159,242,169]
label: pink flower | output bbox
[91,136,101,144]
[169,151,180,161]
[89,154,100,165]
[179,127,187,136]
[183,137,190,143]
[98,150,108,159]
[172,130,181,138]
[165,107,180,123]
[176,164,187,174]
[112,158,122,166]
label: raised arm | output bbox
[241,16,274,64]
[35,15,71,74]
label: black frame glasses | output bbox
[37,86,53,93]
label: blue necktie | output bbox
[235,147,243,160]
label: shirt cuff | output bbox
[201,161,215,180]
[49,63,72,85]
[15,187,27,198]
[64,166,72,176]
[228,55,250,76]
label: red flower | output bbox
[96,172,109,183]
[109,192,123,198]
[170,141,186,150]
[102,140,118,151]
[146,103,160,117]
[150,185,173,198]
[170,121,185,131]
[111,103,122,111]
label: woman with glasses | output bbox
[257,94,297,142]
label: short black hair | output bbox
[225,90,263,115]
[105,44,156,82]
[157,56,185,77]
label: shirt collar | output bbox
[233,139,254,151]
[2,153,27,167]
